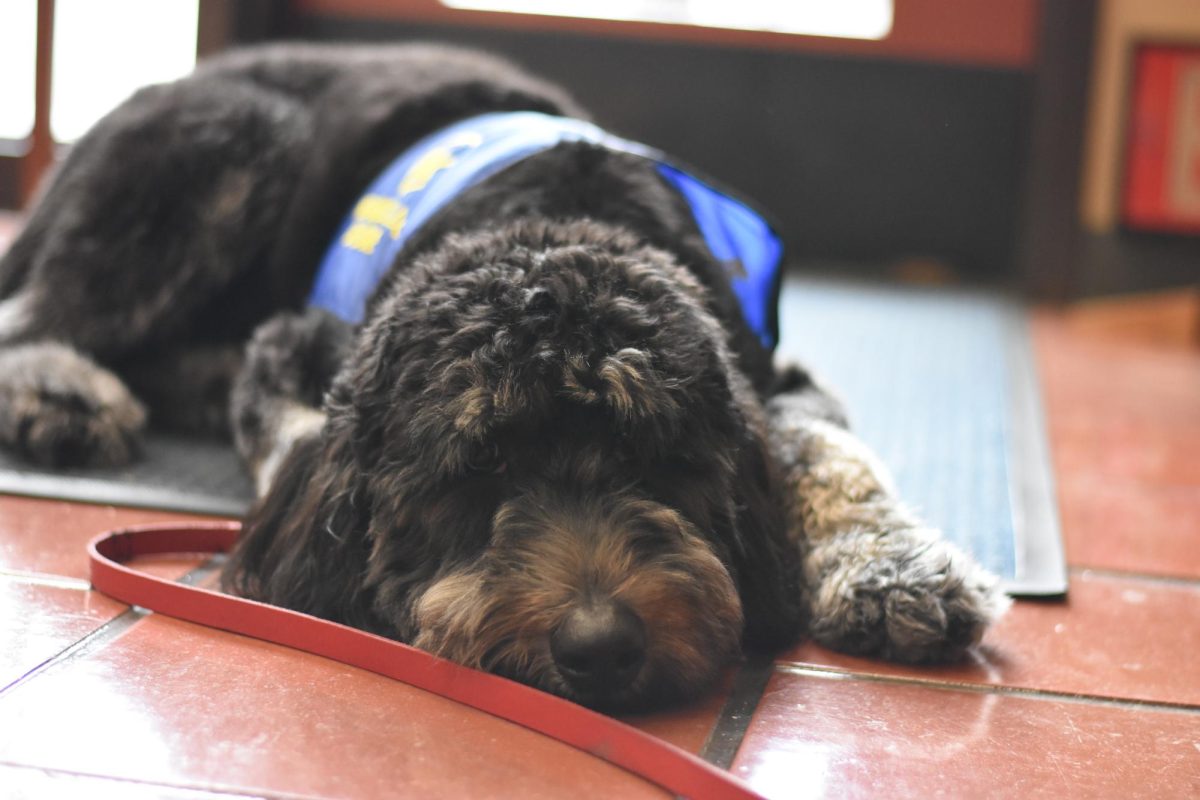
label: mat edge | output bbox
[1003,309,1068,598]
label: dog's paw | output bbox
[0,344,146,468]
[804,528,1010,663]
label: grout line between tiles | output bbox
[0,559,222,698]
[1068,565,1200,588]
[0,759,324,800]
[173,555,225,587]
[0,606,147,697]
[697,654,775,769]
[0,568,92,590]
[774,662,1200,715]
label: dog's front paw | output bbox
[804,528,1010,663]
[0,344,146,468]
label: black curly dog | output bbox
[0,44,1007,711]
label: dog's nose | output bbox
[551,600,646,693]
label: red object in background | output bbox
[1123,44,1200,235]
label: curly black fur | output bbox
[228,219,804,709]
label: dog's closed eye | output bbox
[467,441,506,475]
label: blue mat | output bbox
[775,276,1066,595]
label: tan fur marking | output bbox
[561,353,600,404]
[451,385,491,434]
[207,170,253,222]
[597,348,650,418]
[771,413,917,544]
[412,494,742,703]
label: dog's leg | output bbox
[0,74,313,467]
[767,364,1010,663]
[231,309,353,495]
[0,282,148,468]
[119,345,244,438]
[0,77,312,356]
[0,343,146,467]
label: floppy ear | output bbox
[727,424,807,651]
[221,429,379,632]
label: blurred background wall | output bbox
[2,0,1197,299]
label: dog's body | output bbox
[0,44,1007,710]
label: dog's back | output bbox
[0,44,585,462]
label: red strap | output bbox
[88,523,764,800]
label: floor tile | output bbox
[1057,473,1200,578]
[1032,313,1200,431]
[0,614,669,800]
[0,578,127,688]
[1048,413,1200,487]
[777,571,1200,706]
[0,763,271,800]
[1034,317,1200,490]
[1055,288,1199,350]
[732,668,1200,799]
[620,669,731,755]
[0,494,222,581]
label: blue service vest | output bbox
[309,112,783,348]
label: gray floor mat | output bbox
[0,434,253,517]
[776,275,1066,595]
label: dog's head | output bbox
[227,220,802,710]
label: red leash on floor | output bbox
[88,523,765,800]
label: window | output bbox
[440,0,894,40]
[1,0,199,205]
[0,0,198,147]
[51,0,199,143]
[0,0,37,145]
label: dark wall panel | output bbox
[0,160,18,209]
[281,16,1030,278]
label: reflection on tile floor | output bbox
[0,293,1197,797]
[734,669,1200,800]
[1,763,263,800]
[779,570,1200,706]
[0,577,126,687]
[0,495,210,580]
[0,614,668,799]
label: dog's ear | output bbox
[728,424,807,650]
[222,429,377,630]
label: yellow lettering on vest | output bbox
[385,207,409,238]
[351,195,409,239]
[342,222,384,255]
[400,148,458,195]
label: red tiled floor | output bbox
[0,578,127,688]
[1057,473,1200,577]
[778,570,1200,706]
[1049,414,1200,487]
[0,495,221,581]
[1032,313,1200,427]
[736,299,1200,796]
[1034,315,1200,496]
[1054,288,1200,351]
[0,614,669,799]
[621,670,732,754]
[732,669,1200,800]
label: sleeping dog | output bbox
[0,44,1007,711]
